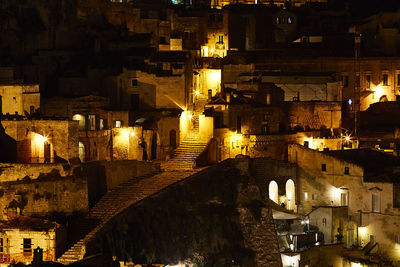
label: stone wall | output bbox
[1,120,79,162]
[0,174,88,218]
[86,159,282,266]
[0,163,72,182]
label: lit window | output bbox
[99,119,104,130]
[365,74,371,89]
[382,73,388,86]
[288,17,293,24]
[322,218,327,226]
[276,17,280,24]
[304,192,308,200]
[372,194,380,212]
[23,238,32,253]
[115,120,122,128]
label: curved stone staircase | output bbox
[58,113,211,265]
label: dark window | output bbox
[366,74,371,89]
[394,184,400,208]
[397,73,400,87]
[23,239,31,253]
[322,164,326,172]
[0,238,3,253]
[343,75,349,88]
[131,79,138,87]
[344,167,349,175]
[236,116,241,133]
[383,74,389,86]
[218,35,223,43]
[159,36,166,44]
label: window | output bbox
[131,79,138,87]
[216,14,223,22]
[304,192,308,200]
[394,184,400,208]
[276,17,280,24]
[288,17,293,24]
[88,115,96,131]
[0,238,3,253]
[312,194,317,200]
[115,120,122,128]
[99,119,104,130]
[266,93,271,104]
[372,194,380,212]
[343,75,349,88]
[365,74,371,89]
[344,167,349,175]
[322,218,327,226]
[322,164,326,172]
[209,14,215,22]
[397,73,400,87]
[23,238,32,253]
[382,73,389,86]
[159,36,166,44]
[218,35,223,43]
[341,192,348,206]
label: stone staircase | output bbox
[57,170,198,265]
[161,113,208,171]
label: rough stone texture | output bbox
[0,174,88,218]
[1,120,79,162]
[61,159,283,266]
[0,163,72,182]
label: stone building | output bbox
[0,119,79,163]
[288,144,400,264]
[0,216,64,264]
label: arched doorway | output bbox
[169,129,176,149]
[269,180,279,204]
[379,95,388,102]
[31,132,53,163]
[79,142,85,162]
[285,179,296,210]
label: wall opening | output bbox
[285,179,296,210]
[269,180,279,203]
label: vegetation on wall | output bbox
[91,166,257,266]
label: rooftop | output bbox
[323,149,400,182]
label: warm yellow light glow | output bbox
[374,85,384,96]
[121,128,130,138]
[195,90,200,96]
[208,69,221,83]
[230,132,243,149]
[351,263,362,267]
[358,226,367,237]
[210,48,215,54]
[72,114,82,121]
[130,132,135,137]
[33,134,47,144]
[345,136,350,142]
[188,114,193,119]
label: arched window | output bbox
[72,114,86,130]
[269,180,279,203]
[380,95,388,102]
[286,179,296,210]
